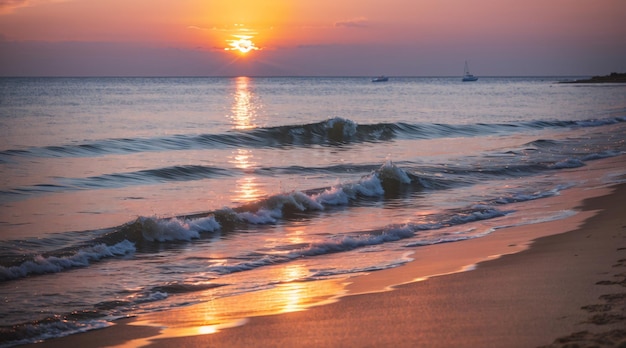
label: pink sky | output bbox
[1,0,625,76]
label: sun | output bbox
[225,34,260,55]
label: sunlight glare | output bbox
[225,34,260,54]
[230,76,259,129]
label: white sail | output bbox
[462,61,478,82]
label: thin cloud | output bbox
[187,25,209,32]
[188,24,260,36]
[0,0,29,14]
[334,17,370,28]
[0,0,69,14]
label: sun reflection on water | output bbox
[226,77,267,205]
[229,148,265,204]
[229,76,260,130]
[128,76,350,341]
[133,264,346,339]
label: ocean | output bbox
[1,76,625,346]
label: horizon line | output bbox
[0,74,599,79]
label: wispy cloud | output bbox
[334,17,370,28]
[188,24,260,36]
[0,0,69,15]
[0,0,29,14]
[187,25,209,32]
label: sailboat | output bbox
[462,61,478,82]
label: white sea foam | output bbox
[550,158,585,169]
[575,118,622,127]
[582,150,621,161]
[207,206,508,276]
[139,215,220,242]
[377,160,412,184]
[0,240,135,281]
[313,186,350,205]
[309,255,413,278]
[233,161,410,224]
[326,117,358,137]
[132,291,169,303]
[0,319,112,348]
[493,209,578,230]
[494,186,565,204]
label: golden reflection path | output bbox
[229,76,260,130]
[229,76,266,204]
[230,148,265,204]
[131,266,346,340]
[120,77,347,343]
[227,77,266,204]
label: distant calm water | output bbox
[1,77,625,346]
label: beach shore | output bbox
[27,181,626,348]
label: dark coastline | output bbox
[560,72,626,84]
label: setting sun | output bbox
[225,34,259,54]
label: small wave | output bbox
[1,165,234,201]
[77,165,232,189]
[137,215,221,242]
[495,210,578,230]
[582,150,622,161]
[206,205,509,276]
[159,161,411,227]
[549,158,585,169]
[0,240,135,281]
[0,317,111,348]
[130,291,168,303]
[151,281,225,294]
[231,160,412,223]
[523,139,560,148]
[309,256,413,278]
[492,185,569,205]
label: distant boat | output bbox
[462,61,478,82]
[372,76,389,82]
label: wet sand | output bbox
[27,182,626,348]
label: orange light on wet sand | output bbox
[131,272,346,340]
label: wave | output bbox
[151,281,225,295]
[0,317,111,348]
[0,161,411,280]
[4,142,620,203]
[2,165,233,198]
[0,240,135,281]
[0,279,227,347]
[0,153,605,283]
[205,205,509,276]
[2,116,624,160]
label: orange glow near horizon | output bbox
[0,0,624,76]
[198,0,292,53]
[1,1,622,51]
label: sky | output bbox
[0,0,625,76]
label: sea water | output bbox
[0,77,625,346]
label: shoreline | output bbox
[26,178,626,347]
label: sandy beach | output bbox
[25,177,626,348]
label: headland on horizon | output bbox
[560,72,626,84]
